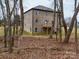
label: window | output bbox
[45,20,48,24]
[35,19,38,23]
[36,11,40,15]
[35,28,37,32]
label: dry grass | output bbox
[0,26,79,58]
[0,26,79,36]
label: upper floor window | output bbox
[36,11,40,15]
[35,19,38,23]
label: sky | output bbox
[23,0,79,21]
[0,0,79,21]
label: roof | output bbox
[24,5,59,14]
[32,5,53,11]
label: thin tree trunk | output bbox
[5,0,13,53]
[19,0,24,35]
[58,0,67,38]
[0,0,7,47]
[61,0,67,37]
[59,13,62,42]
[74,0,78,54]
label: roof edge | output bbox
[24,8,60,14]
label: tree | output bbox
[0,0,24,53]
[64,4,79,43]
[49,0,67,40]
[19,0,24,35]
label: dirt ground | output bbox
[0,36,79,59]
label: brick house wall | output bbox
[24,10,33,32]
[24,6,58,33]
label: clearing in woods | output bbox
[0,27,79,59]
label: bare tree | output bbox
[0,0,24,53]
[64,4,79,43]
[19,0,24,35]
[0,0,7,47]
[74,0,78,54]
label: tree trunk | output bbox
[5,0,13,53]
[19,0,24,35]
[74,0,78,54]
[0,0,7,47]
[64,4,79,43]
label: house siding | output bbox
[24,10,33,32]
[33,10,58,32]
[24,6,59,33]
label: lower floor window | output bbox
[35,28,37,32]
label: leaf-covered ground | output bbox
[0,36,79,59]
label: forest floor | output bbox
[0,36,78,59]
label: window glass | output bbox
[45,20,48,24]
[35,28,37,32]
[36,11,40,15]
[35,19,38,23]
